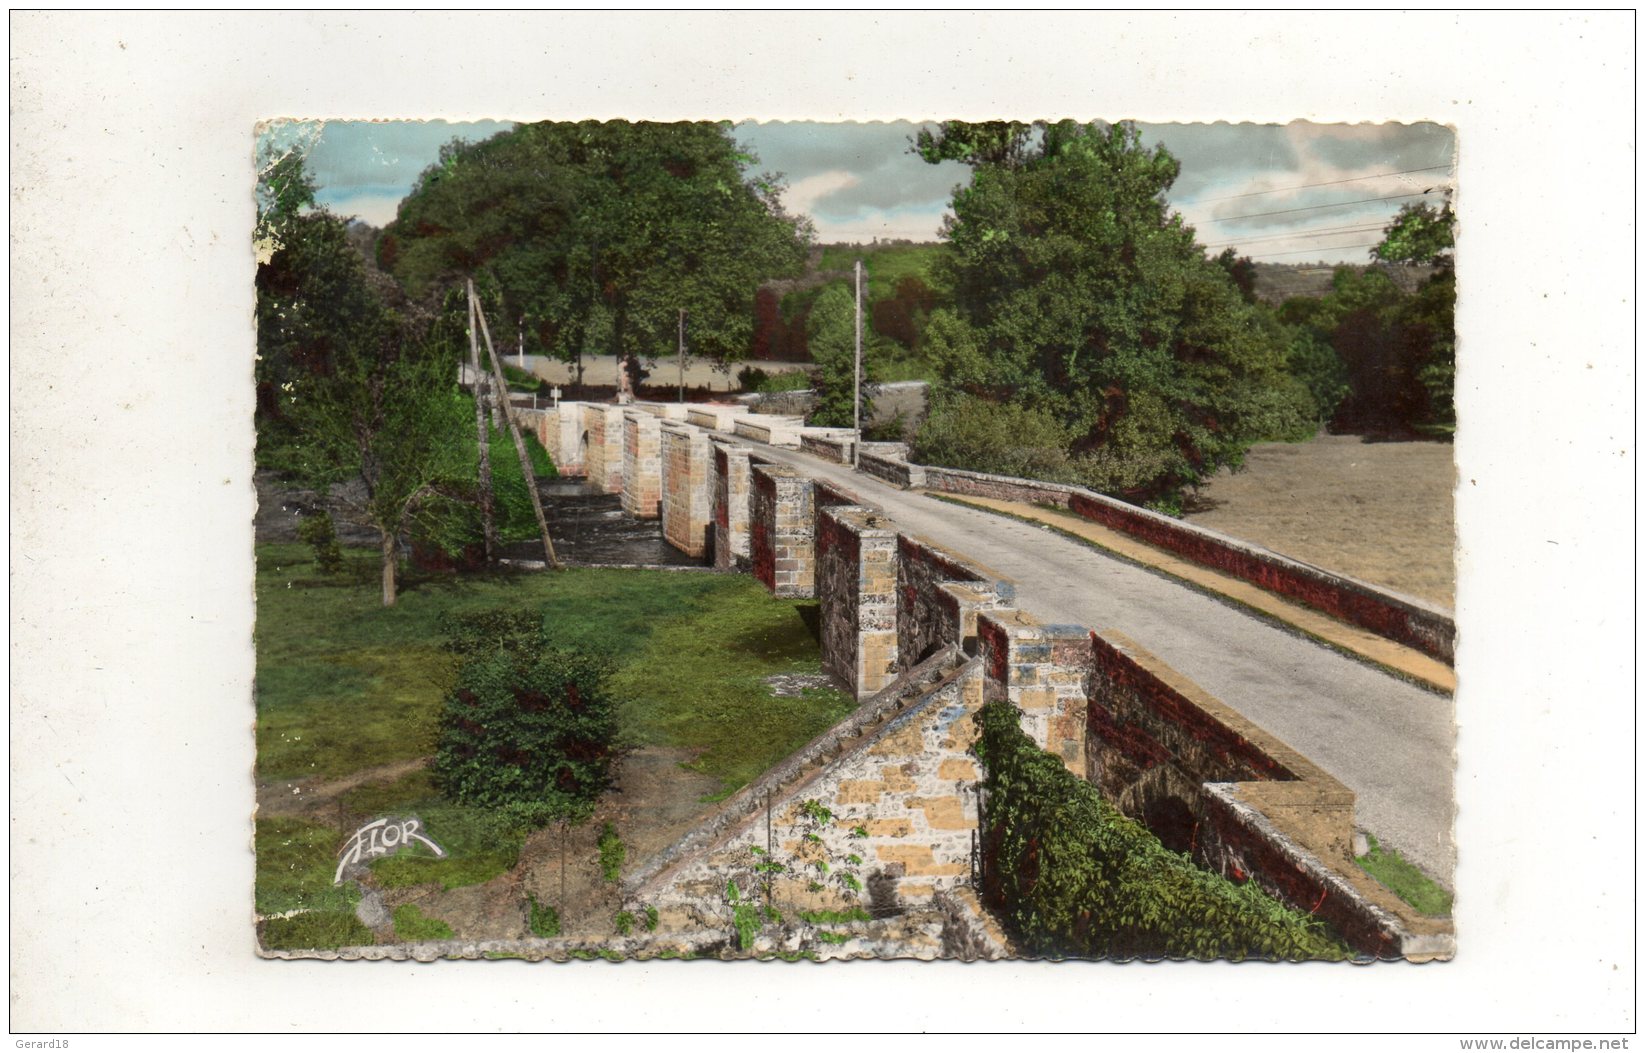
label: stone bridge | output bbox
[521,399,1457,959]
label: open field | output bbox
[1185,433,1456,608]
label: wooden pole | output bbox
[853,259,863,466]
[468,280,496,565]
[677,308,685,403]
[474,292,563,570]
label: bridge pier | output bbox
[750,462,814,598]
[661,422,712,558]
[711,442,753,571]
[817,505,900,699]
[585,404,626,494]
[620,409,663,519]
[977,610,1090,776]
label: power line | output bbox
[1243,241,1380,261]
[1203,189,1442,225]
[1175,164,1453,206]
[1202,222,1388,250]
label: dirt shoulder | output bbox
[1186,433,1457,608]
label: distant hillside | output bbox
[1251,261,1436,305]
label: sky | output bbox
[269,119,1456,266]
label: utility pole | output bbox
[474,291,563,570]
[852,258,863,467]
[677,308,686,404]
[467,280,496,565]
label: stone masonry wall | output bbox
[661,423,712,558]
[1079,628,1448,958]
[977,609,1091,775]
[637,658,988,931]
[817,506,900,698]
[584,404,624,494]
[711,442,753,571]
[1066,490,1455,663]
[918,461,1454,664]
[620,410,662,519]
[897,535,1011,673]
[749,463,815,598]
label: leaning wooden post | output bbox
[474,293,563,570]
[467,279,496,565]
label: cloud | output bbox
[781,170,862,217]
[737,121,967,236]
[1149,121,1455,263]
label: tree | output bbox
[1372,201,1455,267]
[1373,201,1456,432]
[912,120,1314,507]
[382,122,813,392]
[255,151,472,605]
[805,283,882,428]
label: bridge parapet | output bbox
[1085,629,1451,958]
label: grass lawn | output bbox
[254,542,854,938]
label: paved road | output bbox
[745,441,1457,884]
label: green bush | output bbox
[972,700,1348,961]
[914,395,1075,481]
[527,893,562,937]
[737,365,812,394]
[597,822,625,882]
[296,512,344,574]
[433,645,618,827]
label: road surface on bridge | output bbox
[742,440,1457,885]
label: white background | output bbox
[8,10,1636,1039]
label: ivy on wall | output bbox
[972,700,1349,961]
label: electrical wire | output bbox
[1174,164,1453,206]
[1201,189,1443,225]
[1202,222,1388,250]
[1242,241,1381,261]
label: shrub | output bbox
[296,511,344,574]
[738,365,812,394]
[914,395,1074,481]
[438,606,545,659]
[737,365,769,392]
[597,822,625,882]
[433,645,618,827]
[972,700,1349,961]
[527,893,561,937]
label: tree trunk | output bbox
[380,527,398,607]
[468,280,496,564]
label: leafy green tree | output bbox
[255,151,472,605]
[805,284,883,428]
[1375,201,1455,432]
[912,120,1314,507]
[383,122,813,392]
[1213,248,1260,304]
[1373,201,1455,267]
